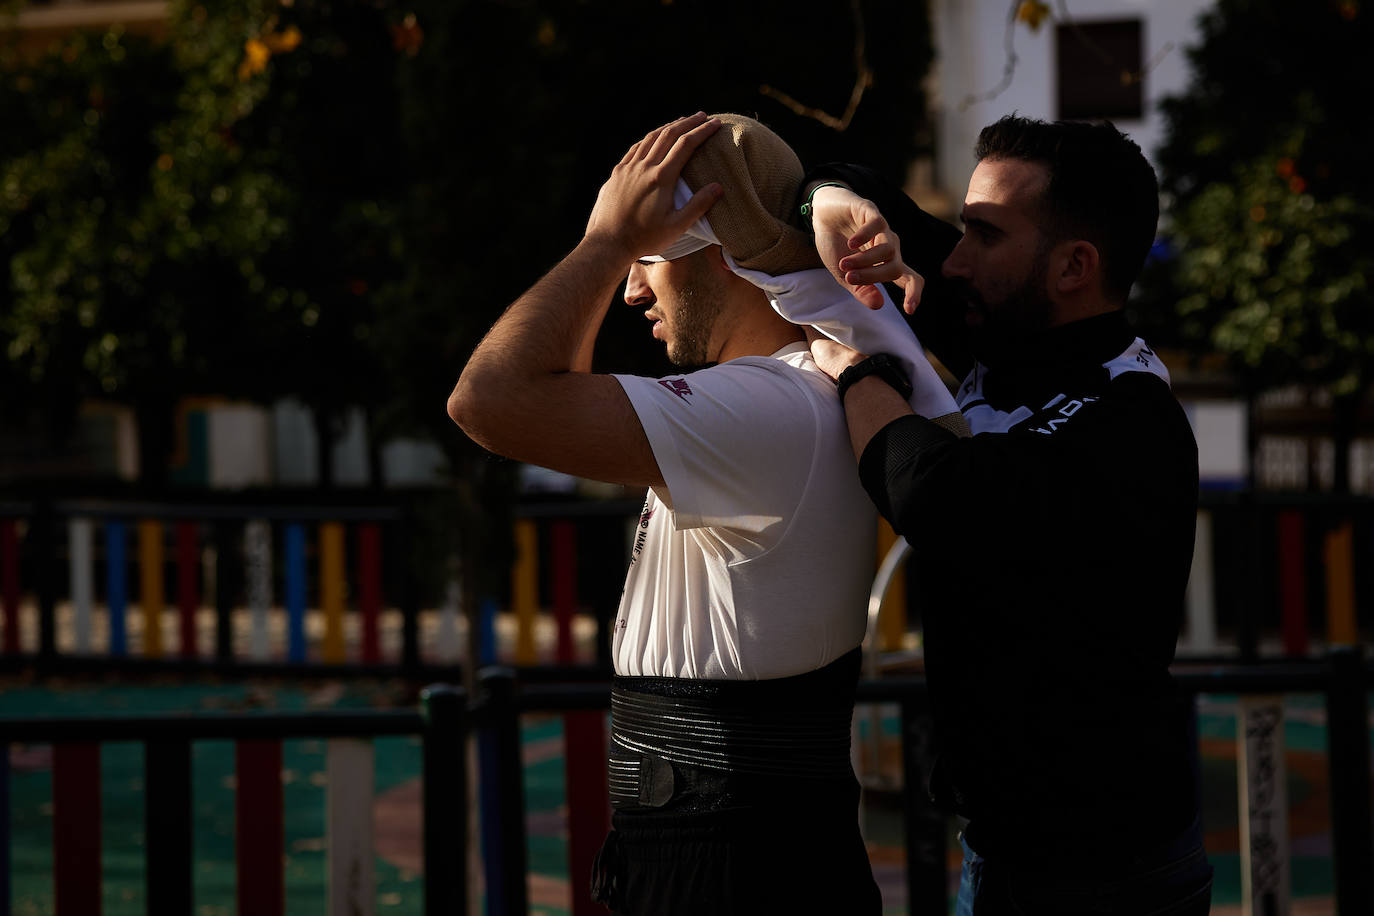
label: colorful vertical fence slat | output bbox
[1277,510,1309,655]
[512,519,538,665]
[176,522,200,658]
[52,742,101,916]
[550,522,611,916]
[479,597,498,666]
[236,739,285,916]
[1238,697,1291,914]
[477,671,528,916]
[5,728,419,916]
[326,739,375,916]
[68,519,93,654]
[1184,510,1216,651]
[215,521,236,663]
[358,523,383,665]
[285,523,307,664]
[320,522,347,664]
[245,519,273,661]
[6,497,1353,675]
[2,519,21,654]
[106,521,128,657]
[1324,521,1358,645]
[436,572,462,665]
[552,521,577,663]
[138,520,164,658]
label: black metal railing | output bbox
[3,648,1371,915]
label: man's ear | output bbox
[705,243,732,275]
[1054,240,1100,296]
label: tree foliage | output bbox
[1,0,937,492]
[1151,0,1373,403]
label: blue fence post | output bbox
[477,667,528,916]
[1326,645,1373,914]
[107,520,128,657]
[479,598,498,666]
[285,523,306,663]
[421,683,470,916]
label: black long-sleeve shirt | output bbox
[811,163,1201,862]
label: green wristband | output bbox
[799,181,849,231]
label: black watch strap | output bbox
[835,353,913,402]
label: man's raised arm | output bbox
[446,113,722,487]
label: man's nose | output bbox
[942,237,971,279]
[624,264,655,307]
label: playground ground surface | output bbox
[0,674,1359,916]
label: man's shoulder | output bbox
[979,340,1188,442]
[623,352,830,404]
[1003,368,1193,458]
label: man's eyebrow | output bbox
[960,213,1002,234]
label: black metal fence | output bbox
[4,649,1370,915]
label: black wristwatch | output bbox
[835,353,913,402]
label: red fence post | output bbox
[358,523,382,665]
[553,521,576,663]
[1278,510,1309,655]
[552,520,612,916]
[176,522,200,659]
[236,740,284,916]
[52,742,101,916]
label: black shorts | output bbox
[591,779,882,916]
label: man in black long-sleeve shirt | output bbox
[804,116,1212,914]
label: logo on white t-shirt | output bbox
[658,378,693,402]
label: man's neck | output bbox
[1049,296,1120,329]
[719,322,804,363]
[714,285,804,363]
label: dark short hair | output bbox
[974,115,1158,303]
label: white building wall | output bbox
[931,0,1212,198]
[271,399,372,487]
[208,405,273,488]
[273,398,318,486]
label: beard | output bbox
[664,255,727,368]
[957,254,1054,367]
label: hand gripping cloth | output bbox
[663,113,967,433]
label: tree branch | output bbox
[759,0,872,131]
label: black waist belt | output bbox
[609,648,860,791]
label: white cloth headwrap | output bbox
[657,180,958,420]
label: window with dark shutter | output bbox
[1056,19,1144,121]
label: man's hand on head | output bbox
[809,184,926,314]
[584,113,724,263]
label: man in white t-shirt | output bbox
[448,112,886,915]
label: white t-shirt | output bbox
[611,342,878,680]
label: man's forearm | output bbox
[840,376,915,461]
[447,235,630,458]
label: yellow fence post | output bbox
[1324,522,1357,646]
[513,520,539,665]
[320,521,347,664]
[138,520,164,658]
